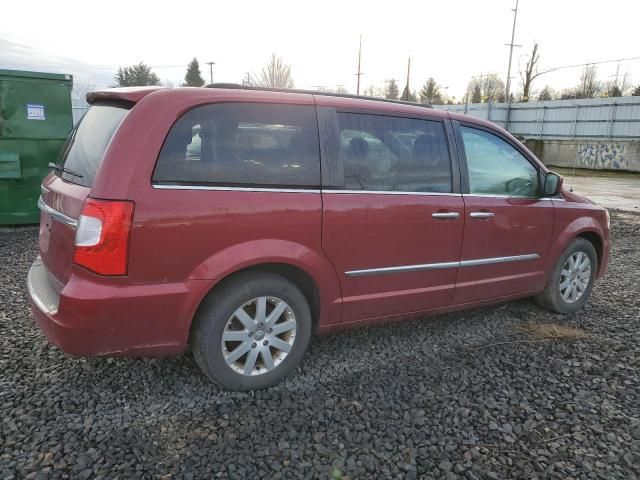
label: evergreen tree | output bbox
[471,83,482,103]
[419,78,443,104]
[183,58,205,86]
[630,85,640,96]
[385,79,399,99]
[607,85,622,98]
[114,62,160,87]
[537,86,554,101]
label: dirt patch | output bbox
[521,322,588,340]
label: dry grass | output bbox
[520,322,588,341]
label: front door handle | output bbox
[470,211,495,219]
[432,212,460,220]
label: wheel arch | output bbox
[185,240,342,343]
[576,230,603,274]
[546,216,606,282]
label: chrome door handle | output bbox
[432,212,460,219]
[470,211,495,219]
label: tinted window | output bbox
[461,126,538,197]
[59,105,129,187]
[336,113,451,192]
[153,103,320,188]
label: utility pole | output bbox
[206,61,215,84]
[404,56,411,100]
[611,62,621,89]
[504,0,521,102]
[355,35,363,95]
[243,72,251,86]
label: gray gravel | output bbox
[1,211,639,480]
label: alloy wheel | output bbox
[559,251,591,304]
[221,296,297,376]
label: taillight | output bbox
[73,198,134,275]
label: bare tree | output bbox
[466,74,505,103]
[71,79,97,102]
[520,43,543,102]
[483,74,506,103]
[469,82,482,103]
[316,86,348,94]
[576,65,602,99]
[606,72,631,98]
[252,54,294,88]
[363,85,384,97]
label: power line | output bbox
[519,55,640,76]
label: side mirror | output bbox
[542,171,563,196]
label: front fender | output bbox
[189,239,342,328]
[545,214,607,282]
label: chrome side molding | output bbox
[345,253,540,277]
[37,196,78,228]
[346,261,460,277]
[152,184,321,194]
[459,253,540,267]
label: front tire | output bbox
[192,271,312,391]
[536,237,598,314]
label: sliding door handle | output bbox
[470,211,495,219]
[432,212,460,220]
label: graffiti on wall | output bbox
[576,143,627,169]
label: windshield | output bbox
[58,104,130,187]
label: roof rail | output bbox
[205,83,432,108]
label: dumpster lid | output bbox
[0,69,72,82]
[86,86,165,105]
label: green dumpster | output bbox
[0,69,73,224]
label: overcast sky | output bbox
[1,0,639,99]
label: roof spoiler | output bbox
[86,86,166,105]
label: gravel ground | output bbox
[1,211,639,480]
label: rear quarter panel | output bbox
[127,188,342,327]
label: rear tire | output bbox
[536,237,597,314]
[192,271,312,391]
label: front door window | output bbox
[461,126,538,197]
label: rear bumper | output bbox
[27,259,211,357]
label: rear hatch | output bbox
[39,103,130,288]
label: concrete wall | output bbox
[525,139,640,172]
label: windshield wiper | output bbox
[48,163,83,178]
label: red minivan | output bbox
[28,85,610,390]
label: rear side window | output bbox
[336,113,451,193]
[153,103,320,188]
[59,105,129,187]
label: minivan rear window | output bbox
[58,104,129,187]
[152,103,320,188]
